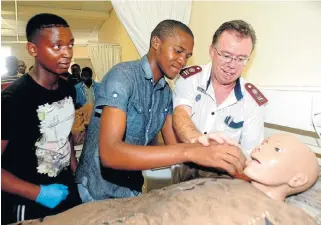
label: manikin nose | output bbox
[252,147,261,153]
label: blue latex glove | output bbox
[36,184,69,209]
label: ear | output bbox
[288,173,308,188]
[26,42,37,57]
[151,36,161,50]
[209,44,215,59]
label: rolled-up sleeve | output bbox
[167,91,173,115]
[173,76,197,109]
[95,68,133,114]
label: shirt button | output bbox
[148,109,151,112]
[204,132,207,134]
[211,112,215,115]
[113,93,118,97]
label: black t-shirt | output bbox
[1,74,80,222]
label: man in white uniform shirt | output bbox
[173,20,267,181]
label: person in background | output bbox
[1,56,19,91]
[18,60,27,77]
[74,67,100,109]
[75,19,245,203]
[1,13,81,224]
[72,67,100,145]
[69,63,81,85]
[60,71,72,82]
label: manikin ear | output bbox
[151,36,161,51]
[26,42,37,57]
[288,173,308,188]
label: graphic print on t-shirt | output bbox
[35,96,75,177]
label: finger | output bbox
[217,160,236,176]
[55,184,68,190]
[229,149,246,169]
[189,137,198,144]
[238,152,247,168]
[245,159,250,167]
[221,153,243,174]
[198,135,210,146]
[219,134,240,147]
[207,133,225,144]
[61,190,69,201]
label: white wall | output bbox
[189,2,321,87]
[260,86,321,132]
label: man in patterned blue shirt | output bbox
[76,19,246,202]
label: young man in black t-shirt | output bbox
[1,13,81,224]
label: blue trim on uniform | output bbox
[206,76,211,91]
[224,115,244,129]
[234,78,243,101]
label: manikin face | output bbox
[155,29,194,79]
[244,134,301,186]
[209,30,252,85]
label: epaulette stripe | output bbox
[179,66,202,79]
[244,83,268,106]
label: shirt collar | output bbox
[234,78,243,101]
[82,81,93,89]
[204,62,244,102]
[141,54,166,88]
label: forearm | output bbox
[161,114,178,145]
[100,142,200,171]
[69,135,78,173]
[1,169,40,201]
[70,149,78,173]
[173,106,202,143]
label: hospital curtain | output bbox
[111,0,192,57]
[111,0,192,88]
[87,43,121,81]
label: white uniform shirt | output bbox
[173,63,265,156]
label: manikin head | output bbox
[244,133,319,201]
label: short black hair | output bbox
[149,19,194,48]
[71,64,80,69]
[81,67,93,77]
[26,13,69,43]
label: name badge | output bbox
[197,86,207,94]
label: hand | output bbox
[36,184,69,209]
[197,132,240,147]
[72,131,86,145]
[187,143,246,176]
